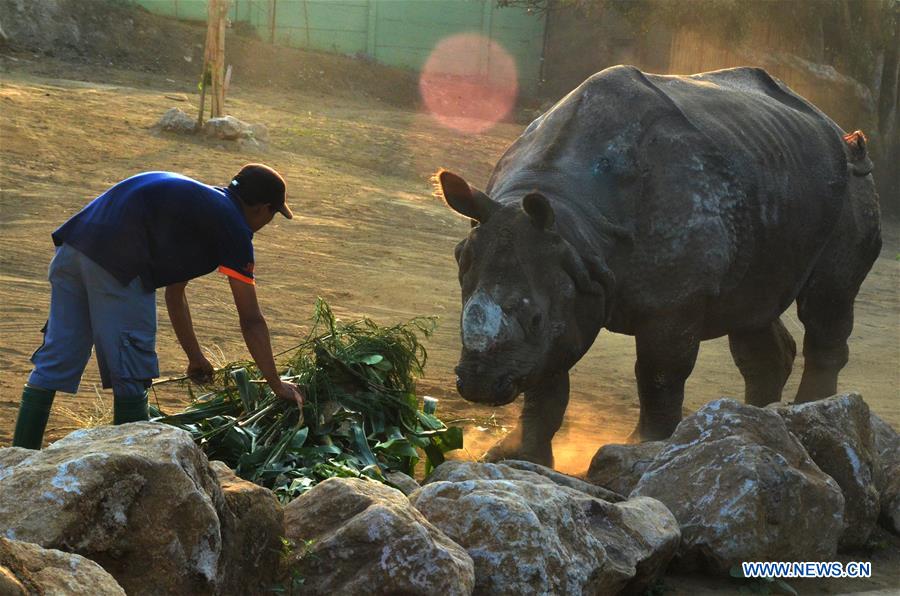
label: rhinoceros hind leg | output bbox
[794,220,880,403]
[632,329,700,441]
[484,371,569,468]
[795,296,853,403]
[729,319,796,407]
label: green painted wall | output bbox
[135,0,209,21]
[134,0,546,95]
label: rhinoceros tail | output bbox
[843,130,873,176]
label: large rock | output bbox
[425,460,624,502]
[870,412,900,534]
[587,442,665,496]
[412,465,679,595]
[209,460,283,595]
[0,447,34,470]
[632,399,844,573]
[0,423,226,595]
[203,115,249,140]
[769,393,879,549]
[283,477,474,595]
[0,537,125,595]
[502,459,626,501]
[385,470,420,496]
[155,107,196,133]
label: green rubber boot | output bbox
[12,385,56,449]
[113,392,149,425]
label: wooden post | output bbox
[367,0,377,59]
[269,0,277,45]
[200,0,230,122]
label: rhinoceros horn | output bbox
[436,170,499,223]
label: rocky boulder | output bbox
[412,463,679,595]
[0,423,226,595]
[203,115,246,140]
[425,460,624,502]
[209,461,283,595]
[283,477,474,595]
[870,412,900,534]
[586,442,665,496]
[769,393,879,549]
[0,537,125,596]
[632,399,844,573]
[385,471,420,496]
[155,107,197,133]
[0,447,33,470]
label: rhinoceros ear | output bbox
[522,192,554,229]
[435,170,498,223]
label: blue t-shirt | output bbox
[52,172,255,290]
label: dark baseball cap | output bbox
[229,163,293,219]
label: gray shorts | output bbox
[28,243,159,395]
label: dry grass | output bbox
[56,385,112,428]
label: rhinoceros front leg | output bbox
[630,327,700,442]
[484,371,569,468]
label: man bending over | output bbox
[12,164,304,448]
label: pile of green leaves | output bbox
[151,299,462,502]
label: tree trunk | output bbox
[875,32,899,216]
[202,0,230,120]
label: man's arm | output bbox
[228,277,304,407]
[165,281,214,383]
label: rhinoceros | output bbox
[436,65,882,467]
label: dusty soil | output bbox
[0,49,898,593]
[1,54,898,465]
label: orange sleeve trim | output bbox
[218,265,255,285]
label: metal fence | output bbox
[135,0,546,95]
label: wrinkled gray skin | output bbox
[439,66,882,468]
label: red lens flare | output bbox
[419,33,519,134]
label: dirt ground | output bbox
[1,50,898,593]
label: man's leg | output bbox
[15,245,94,448]
[79,252,159,425]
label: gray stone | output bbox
[209,461,283,596]
[283,477,474,595]
[769,393,880,549]
[411,476,679,595]
[385,471,420,496]
[0,447,35,471]
[502,459,626,501]
[155,107,196,133]
[0,537,125,596]
[0,423,225,595]
[587,441,665,496]
[632,399,844,573]
[425,460,624,502]
[203,115,248,140]
[870,412,900,534]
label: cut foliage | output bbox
[152,298,461,502]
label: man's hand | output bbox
[273,380,305,410]
[186,355,215,385]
